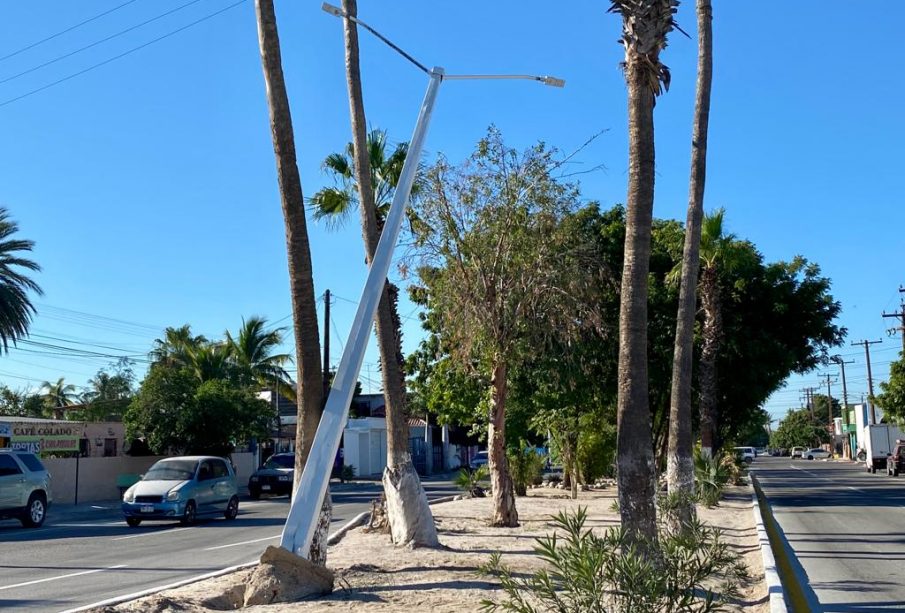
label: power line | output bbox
[0,0,210,86]
[0,0,248,109]
[0,0,143,63]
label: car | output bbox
[248,452,294,499]
[121,456,238,527]
[886,440,905,476]
[791,446,805,459]
[0,450,52,528]
[469,450,489,471]
[803,448,831,460]
[734,447,755,463]
[755,447,767,457]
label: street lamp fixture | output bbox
[281,2,564,558]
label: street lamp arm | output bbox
[444,74,566,87]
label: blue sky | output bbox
[0,1,902,424]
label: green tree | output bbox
[149,325,207,367]
[0,208,43,353]
[413,128,579,527]
[608,0,679,548]
[875,351,905,422]
[40,377,77,419]
[226,315,292,394]
[0,386,44,418]
[770,408,829,450]
[72,359,135,421]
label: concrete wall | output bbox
[43,452,258,505]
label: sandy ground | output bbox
[98,485,768,612]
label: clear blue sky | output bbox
[0,1,902,424]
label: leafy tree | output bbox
[608,0,680,548]
[71,359,135,421]
[0,386,44,418]
[413,128,580,527]
[875,351,905,422]
[149,325,207,367]
[770,408,829,449]
[40,377,77,419]
[0,207,43,353]
[125,365,270,457]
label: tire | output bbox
[224,496,239,520]
[895,468,900,477]
[20,492,46,528]
[870,465,877,474]
[126,517,142,527]
[248,487,261,501]
[807,455,814,461]
[180,500,196,525]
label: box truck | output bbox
[861,423,905,473]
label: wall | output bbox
[81,422,126,457]
[43,452,258,505]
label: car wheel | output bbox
[895,468,900,477]
[126,517,142,527]
[21,492,46,528]
[180,500,196,525]
[870,465,877,474]
[224,496,239,520]
[807,455,814,460]
[248,487,260,501]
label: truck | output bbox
[861,424,905,473]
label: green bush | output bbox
[693,450,739,507]
[453,465,489,497]
[508,445,546,496]
[481,507,747,613]
[339,464,356,483]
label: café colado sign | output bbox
[6,422,84,454]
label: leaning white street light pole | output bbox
[280,2,564,558]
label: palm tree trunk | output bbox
[339,0,438,548]
[255,0,329,564]
[616,55,659,548]
[699,264,721,457]
[667,0,712,526]
[489,360,518,527]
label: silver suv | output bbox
[0,450,52,527]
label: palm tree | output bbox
[226,315,293,396]
[40,377,77,419]
[667,0,712,527]
[255,0,328,564]
[314,0,439,548]
[608,0,679,547]
[0,208,42,353]
[149,325,207,367]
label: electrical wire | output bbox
[0,0,248,109]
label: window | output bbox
[211,460,229,479]
[198,461,214,481]
[0,454,22,476]
[15,453,44,472]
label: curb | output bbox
[750,480,788,613]
[325,494,460,546]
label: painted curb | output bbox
[750,481,788,613]
[326,510,370,545]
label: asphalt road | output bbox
[751,456,905,612]
[0,479,458,613]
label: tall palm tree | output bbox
[149,325,207,367]
[226,315,293,396]
[0,208,42,353]
[255,0,328,564]
[40,377,77,419]
[697,208,740,457]
[184,342,235,383]
[667,0,712,527]
[314,0,438,548]
[608,0,679,547]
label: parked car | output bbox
[791,446,805,459]
[755,447,767,457]
[248,452,294,499]
[121,456,238,527]
[0,450,52,528]
[886,440,905,476]
[803,448,831,460]
[469,450,489,471]
[734,447,756,463]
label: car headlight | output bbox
[123,487,135,503]
[278,475,290,482]
[166,489,181,501]
[250,476,259,482]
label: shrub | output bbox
[339,464,356,483]
[693,450,739,507]
[453,465,489,498]
[508,445,546,496]
[481,507,748,613]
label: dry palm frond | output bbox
[608,0,683,96]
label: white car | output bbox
[734,447,755,463]
[791,446,805,459]
[803,448,831,460]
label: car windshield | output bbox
[144,459,198,481]
[264,455,294,469]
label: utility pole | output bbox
[852,338,882,424]
[800,386,818,418]
[882,288,905,353]
[323,289,331,400]
[831,355,855,459]
[820,372,838,440]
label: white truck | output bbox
[861,424,905,473]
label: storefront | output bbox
[0,417,84,456]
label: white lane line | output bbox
[0,564,127,592]
[112,526,192,541]
[203,534,280,551]
[788,464,867,494]
[53,522,123,527]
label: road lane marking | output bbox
[112,526,192,541]
[53,522,123,527]
[788,464,868,494]
[204,534,280,550]
[0,564,127,592]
